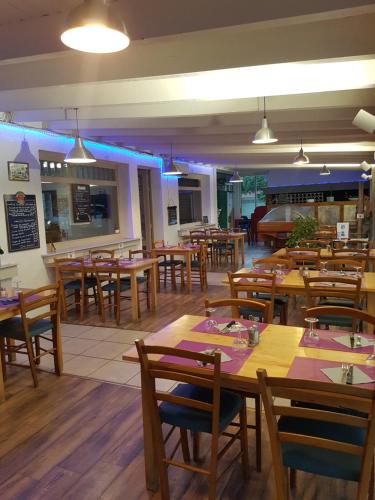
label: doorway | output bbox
[138,168,154,249]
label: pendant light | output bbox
[229,170,243,183]
[65,108,96,164]
[162,144,182,175]
[61,0,130,54]
[319,165,330,176]
[293,139,309,165]
[252,97,278,144]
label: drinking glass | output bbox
[354,266,362,278]
[119,243,124,258]
[343,239,348,249]
[231,324,248,354]
[320,261,327,274]
[366,342,375,361]
[13,279,21,293]
[205,319,219,333]
[304,317,319,340]
[276,264,283,276]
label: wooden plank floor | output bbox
[0,367,358,500]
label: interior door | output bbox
[138,169,154,249]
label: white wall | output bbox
[0,123,218,287]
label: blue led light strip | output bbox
[0,121,163,167]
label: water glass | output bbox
[320,261,327,273]
[304,317,319,340]
[232,328,248,354]
[205,319,219,333]
[366,342,375,361]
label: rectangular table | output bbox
[210,232,246,269]
[123,314,375,490]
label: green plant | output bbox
[286,216,319,248]
[0,247,4,255]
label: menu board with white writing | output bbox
[71,184,91,223]
[4,193,40,252]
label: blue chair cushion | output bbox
[278,416,365,481]
[256,292,288,306]
[64,277,97,290]
[0,317,53,340]
[102,281,131,292]
[120,276,147,284]
[317,315,353,328]
[240,302,282,319]
[318,298,355,307]
[158,260,183,266]
[183,260,200,268]
[159,383,243,434]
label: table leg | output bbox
[0,350,4,402]
[141,369,159,491]
[233,239,239,270]
[150,264,157,311]
[241,236,245,265]
[186,254,192,293]
[366,292,375,333]
[130,271,140,321]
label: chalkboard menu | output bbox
[71,184,91,223]
[4,192,40,252]
[167,205,177,225]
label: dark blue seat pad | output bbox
[159,383,243,433]
[278,415,365,481]
[0,317,53,340]
[120,276,147,284]
[158,260,183,266]
[64,277,97,290]
[317,315,353,328]
[318,298,355,307]
[102,281,131,292]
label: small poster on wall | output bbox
[4,192,40,252]
[71,184,91,223]
[8,162,30,181]
[167,206,177,225]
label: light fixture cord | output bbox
[74,108,79,137]
[263,96,266,118]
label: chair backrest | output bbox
[227,271,276,323]
[324,258,365,272]
[346,239,369,250]
[129,249,152,259]
[257,368,375,500]
[19,284,61,339]
[299,239,330,248]
[285,248,321,269]
[190,231,206,244]
[90,249,115,259]
[93,258,122,292]
[306,306,375,334]
[135,339,222,436]
[332,249,369,270]
[204,297,269,322]
[303,275,362,308]
[253,257,292,270]
[55,257,85,287]
[153,240,165,249]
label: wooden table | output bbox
[123,314,375,490]
[212,232,246,269]
[83,258,158,321]
[151,245,201,293]
[273,247,375,270]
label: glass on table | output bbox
[275,264,283,276]
[354,266,362,278]
[304,317,319,340]
[13,279,22,294]
[366,341,375,362]
[320,261,327,273]
[231,323,248,354]
[205,308,218,332]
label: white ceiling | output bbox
[0,1,374,170]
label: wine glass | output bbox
[276,264,283,276]
[205,319,218,332]
[320,261,327,274]
[366,342,375,361]
[343,239,348,249]
[304,317,319,340]
[354,266,362,278]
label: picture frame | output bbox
[8,162,30,182]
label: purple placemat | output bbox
[287,356,375,389]
[248,268,290,284]
[318,271,361,278]
[299,329,374,354]
[192,316,268,337]
[0,293,42,309]
[160,340,251,373]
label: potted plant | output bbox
[286,216,319,248]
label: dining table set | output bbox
[123,312,375,490]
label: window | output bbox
[178,190,202,224]
[241,175,268,216]
[41,160,119,243]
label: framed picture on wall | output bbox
[167,205,177,225]
[8,162,30,182]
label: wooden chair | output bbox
[0,284,62,387]
[210,231,234,266]
[89,249,115,259]
[189,231,206,244]
[204,297,266,471]
[253,256,292,270]
[303,275,362,329]
[127,249,152,310]
[227,271,277,324]
[257,368,375,500]
[306,306,375,334]
[93,258,131,324]
[332,249,369,270]
[55,257,97,321]
[135,339,249,500]
[285,248,321,270]
[153,240,185,290]
[184,243,208,290]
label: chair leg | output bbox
[192,431,201,462]
[25,338,38,387]
[289,468,296,490]
[52,329,62,376]
[255,394,262,472]
[239,400,250,479]
[180,428,191,463]
[34,336,41,365]
[61,289,68,321]
[0,337,6,381]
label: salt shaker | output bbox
[247,325,259,347]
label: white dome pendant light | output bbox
[252,97,278,144]
[162,144,182,175]
[229,171,243,183]
[65,108,96,164]
[61,0,130,54]
[320,165,330,176]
